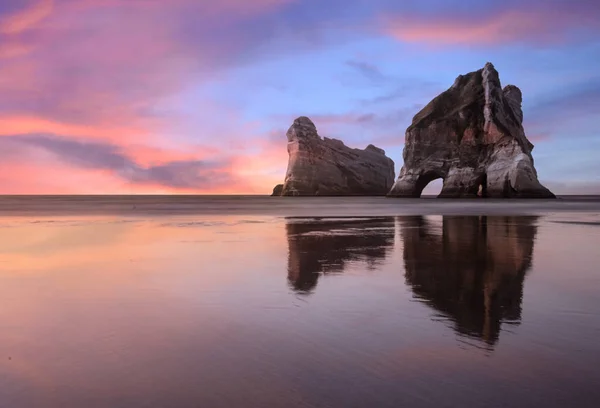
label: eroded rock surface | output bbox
[271,184,284,196]
[388,63,554,198]
[274,117,395,196]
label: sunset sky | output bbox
[0,0,598,194]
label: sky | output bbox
[0,0,598,194]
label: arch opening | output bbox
[415,172,444,198]
[477,174,488,198]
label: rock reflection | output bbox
[285,217,395,294]
[400,216,538,346]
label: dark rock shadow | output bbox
[399,215,538,347]
[285,217,396,294]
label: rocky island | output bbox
[272,116,395,196]
[388,62,554,198]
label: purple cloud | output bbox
[0,134,235,189]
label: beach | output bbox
[1,197,600,407]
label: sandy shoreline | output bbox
[0,196,599,217]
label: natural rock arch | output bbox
[387,63,554,199]
[414,172,444,198]
[477,173,488,197]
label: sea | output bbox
[1,196,599,407]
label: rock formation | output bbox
[272,184,283,196]
[388,63,554,198]
[272,117,395,196]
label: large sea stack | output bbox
[273,116,395,196]
[388,63,554,198]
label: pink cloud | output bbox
[0,41,33,59]
[0,116,152,144]
[0,0,54,35]
[527,133,551,143]
[0,0,295,130]
[384,9,599,45]
[0,129,290,194]
[0,0,300,193]
[67,0,293,16]
[0,162,126,194]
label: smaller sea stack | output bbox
[272,116,395,196]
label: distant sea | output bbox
[0,195,599,216]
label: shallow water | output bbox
[1,198,600,407]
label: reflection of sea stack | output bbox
[399,216,538,346]
[285,217,395,294]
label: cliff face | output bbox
[273,116,395,196]
[388,63,554,198]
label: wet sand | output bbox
[1,198,599,407]
[0,195,599,216]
